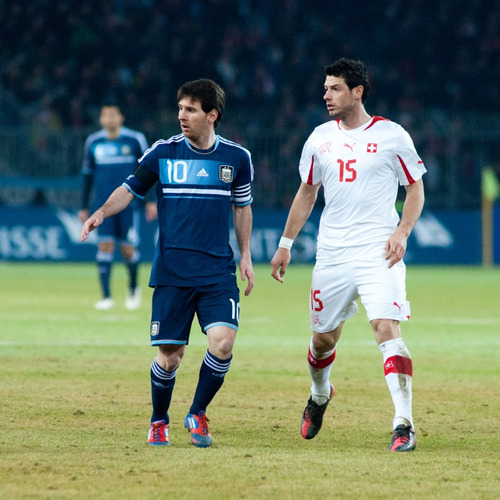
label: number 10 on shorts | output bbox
[310,289,323,312]
[229,298,240,321]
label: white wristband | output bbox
[279,236,294,250]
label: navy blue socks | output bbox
[150,359,176,424]
[189,350,232,415]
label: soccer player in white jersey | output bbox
[82,79,254,448]
[79,103,156,311]
[271,58,425,452]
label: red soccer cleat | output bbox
[184,411,213,448]
[148,420,170,446]
[388,424,416,452]
[301,384,334,439]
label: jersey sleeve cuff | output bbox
[232,198,253,207]
[122,182,145,199]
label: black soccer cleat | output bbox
[388,424,417,452]
[300,384,334,439]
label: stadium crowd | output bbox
[0,0,499,208]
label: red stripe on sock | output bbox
[307,347,336,369]
[384,355,413,377]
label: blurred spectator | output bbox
[2,0,498,129]
[0,0,498,209]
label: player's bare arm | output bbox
[233,204,254,296]
[271,181,321,283]
[81,186,135,242]
[385,179,425,268]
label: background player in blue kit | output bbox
[79,103,156,311]
[81,79,255,447]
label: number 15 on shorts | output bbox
[311,289,323,312]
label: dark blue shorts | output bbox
[149,275,240,346]
[98,206,140,246]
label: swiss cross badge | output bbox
[219,165,234,183]
[367,143,378,153]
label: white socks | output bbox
[307,338,336,405]
[379,338,414,429]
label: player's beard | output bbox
[327,99,356,122]
[329,105,353,122]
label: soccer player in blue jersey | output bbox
[79,103,156,311]
[81,79,254,447]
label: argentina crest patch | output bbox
[150,321,160,337]
[219,165,234,183]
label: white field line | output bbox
[0,338,498,348]
[1,313,498,326]
[424,317,500,326]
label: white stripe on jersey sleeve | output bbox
[231,183,253,205]
[139,134,184,163]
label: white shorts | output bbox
[309,258,411,333]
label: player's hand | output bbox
[239,255,255,296]
[270,248,291,283]
[81,212,104,242]
[78,209,89,223]
[385,230,407,268]
[145,202,158,222]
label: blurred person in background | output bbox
[79,103,156,310]
[271,58,425,452]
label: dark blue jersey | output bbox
[82,126,148,208]
[124,134,254,287]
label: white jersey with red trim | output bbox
[299,116,426,264]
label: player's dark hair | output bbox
[100,101,123,113]
[325,58,370,103]
[177,79,226,128]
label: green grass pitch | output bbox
[0,262,498,499]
